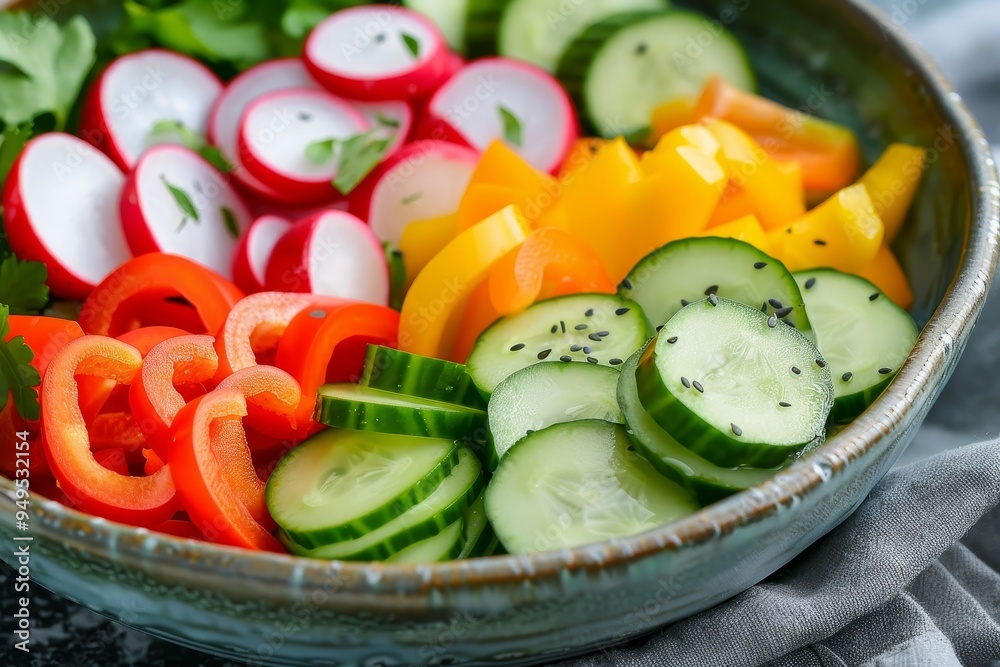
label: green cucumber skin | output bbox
[634,338,809,469]
[830,375,894,424]
[285,448,487,561]
[464,0,511,58]
[271,442,462,550]
[617,347,777,505]
[387,520,466,564]
[317,386,488,441]
[361,346,488,411]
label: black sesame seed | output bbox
[768,299,783,309]
[375,33,387,43]
[655,324,665,332]
[588,333,602,342]
[705,285,719,296]
[560,320,566,333]
[551,324,558,334]
[610,358,623,366]
[761,302,768,313]
[878,367,893,375]
[627,444,636,452]
[693,381,705,393]
[615,307,631,316]
[792,366,802,375]
[731,424,743,437]
[635,42,648,55]
[681,299,691,307]
[708,294,720,307]
[585,309,595,317]
[754,261,767,269]
[510,343,525,351]
[391,249,403,258]
[681,377,691,389]
[814,239,827,246]
[560,355,572,363]
[842,372,853,382]
[526,429,535,436]
[537,349,552,360]
[774,307,794,319]
[583,346,592,354]
[805,278,817,290]
[786,228,792,234]
[597,331,610,338]
[869,293,880,302]
[767,314,778,328]
[816,359,827,369]
[779,401,792,408]
[575,324,588,331]
[587,357,599,364]
[667,336,678,344]
[620,278,633,290]
[570,345,583,352]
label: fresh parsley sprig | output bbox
[0,305,41,421]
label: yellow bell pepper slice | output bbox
[859,143,926,243]
[399,206,529,359]
[560,137,642,281]
[558,138,610,180]
[456,184,531,231]
[649,95,698,145]
[697,214,769,253]
[703,119,805,230]
[858,245,914,310]
[398,214,459,286]
[768,184,885,273]
[456,141,558,231]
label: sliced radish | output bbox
[80,49,223,171]
[2,133,131,299]
[265,210,388,305]
[207,58,322,205]
[350,99,414,160]
[420,57,578,174]
[120,145,253,278]
[238,88,370,203]
[349,140,478,245]
[304,5,450,101]
[232,215,294,294]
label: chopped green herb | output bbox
[401,32,420,58]
[221,206,240,239]
[498,106,523,148]
[0,305,41,421]
[332,132,393,196]
[151,119,233,173]
[0,256,49,315]
[0,123,32,188]
[382,243,407,311]
[305,138,336,165]
[162,177,200,230]
[401,192,423,205]
[375,112,401,129]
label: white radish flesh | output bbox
[232,215,293,294]
[351,99,413,160]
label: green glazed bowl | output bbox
[2,1,999,665]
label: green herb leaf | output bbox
[201,145,234,173]
[162,177,200,229]
[151,120,233,173]
[0,123,32,188]
[305,138,336,165]
[498,106,523,148]
[382,242,407,311]
[0,13,96,130]
[0,256,49,315]
[220,206,240,239]
[401,192,423,205]
[375,112,401,129]
[0,305,41,421]
[401,32,420,58]
[280,0,329,39]
[332,132,394,196]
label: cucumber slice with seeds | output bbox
[485,420,699,554]
[266,430,460,549]
[556,10,753,138]
[467,293,652,394]
[795,269,918,423]
[618,347,779,505]
[361,345,487,410]
[619,238,812,338]
[635,297,834,469]
[285,446,484,561]
[385,519,465,563]
[317,383,487,441]
[488,362,622,462]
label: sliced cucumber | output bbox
[486,420,698,554]
[457,494,495,558]
[316,384,487,441]
[619,238,812,338]
[635,298,834,469]
[488,362,622,462]
[266,430,459,549]
[467,294,653,395]
[794,269,918,423]
[286,446,484,560]
[498,0,668,72]
[618,347,778,505]
[361,345,487,410]
[385,519,465,563]
[557,10,754,138]
[404,0,471,52]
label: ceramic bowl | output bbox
[2,0,999,665]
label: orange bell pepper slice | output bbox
[859,143,927,242]
[41,336,178,526]
[649,96,698,144]
[859,245,914,310]
[168,388,281,551]
[450,280,502,364]
[558,138,611,181]
[79,254,244,337]
[217,365,302,441]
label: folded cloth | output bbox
[562,441,1000,667]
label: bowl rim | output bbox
[3,0,1000,596]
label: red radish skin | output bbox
[348,140,478,244]
[238,88,370,203]
[265,210,389,305]
[304,6,450,101]
[80,49,223,171]
[121,145,253,278]
[420,57,579,174]
[232,215,294,294]
[208,58,322,205]
[2,133,132,299]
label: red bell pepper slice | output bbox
[216,365,302,442]
[151,519,204,540]
[275,303,399,422]
[169,388,282,551]
[130,334,219,458]
[94,448,130,475]
[78,254,244,337]
[41,336,178,526]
